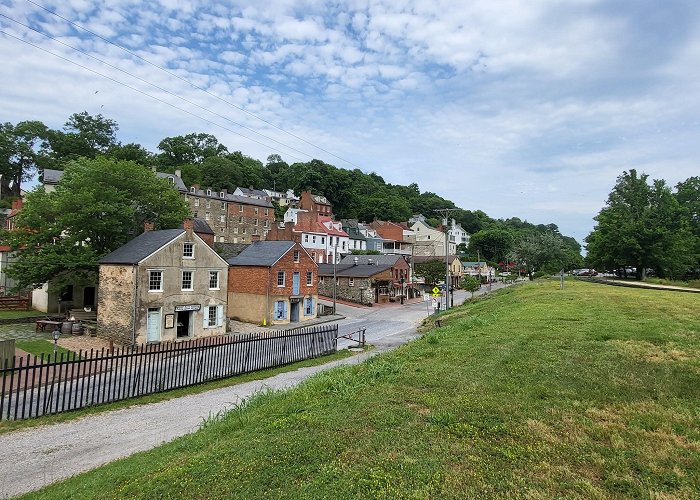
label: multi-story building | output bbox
[298,191,332,216]
[268,209,349,264]
[368,220,414,256]
[184,186,275,244]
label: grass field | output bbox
[14,339,74,358]
[0,310,42,320]
[26,280,700,499]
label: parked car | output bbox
[573,268,598,276]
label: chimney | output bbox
[175,169,182,178]
[183,217,194,237]
[11,199,23,211]
[353,256,358,266]
[144,222,154,232]
[252,234,261,242]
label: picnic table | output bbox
[35,320,63,332]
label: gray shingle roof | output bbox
[317,263,392,278]
[215,243,249,260]
[99,229,184,264]
[339,254,404,266]
[189,188,273,208]
[186,218,214,234]
[42,168,188,192]
[156,172,187,192]
[227,241,296,266]
[42,168,63,185]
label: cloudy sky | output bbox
[2,0,699,244]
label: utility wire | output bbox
[0,30,307,162]
[1,13,320,161]
[25,0,364,170]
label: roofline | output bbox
[128,231,228,266]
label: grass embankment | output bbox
[27,281,700,498]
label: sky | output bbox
[1,0,699,245]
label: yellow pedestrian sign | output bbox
[432,286,441,297]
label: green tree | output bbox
[157,133,228,167]
[468,228,514,262]
[513,232,567,279]
[414,260,447,286]
[586,170,695,279]
[675,176,700,276]
[4,157,189,290]
[460,275,481,298]
[106,143,156,167]
[48,112,118,163]
[0,120,51,198]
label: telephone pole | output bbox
[434,208,460,311]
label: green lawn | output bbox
[15,339,74,359]
[26,280,700,498]
[0,310,42,320]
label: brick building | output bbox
[227,241,318,325]
[298,191,332,216]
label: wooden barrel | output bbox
[71,323,84,335]
[61,321,73,334]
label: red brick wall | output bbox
[228,243,318,296]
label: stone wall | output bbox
[97,265,135,344]
[318,276,374,305]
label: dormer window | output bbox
[220,192,224,198]
[168,176,175,184]
[207,189,212,196]
[183,242,194,259]
[190,186,195,193]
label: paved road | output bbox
[0,283,508,498]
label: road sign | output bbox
[432,286,440,294]
[431,298,438,309]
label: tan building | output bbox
[227,241,318,325]
[413,255,464,288]
[97,220,229,345]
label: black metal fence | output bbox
[0,324,337,421]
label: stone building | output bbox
[184,186,274,244]
[317,262,393,305]
[97,220,229,345]
[227,241,318,325]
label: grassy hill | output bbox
[28,280,700,498]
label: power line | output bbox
[0,30,307,162]
[25,0,364,170]
[0,12,321,162]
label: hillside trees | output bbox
[0,120,51,199]
[4,158,189,290]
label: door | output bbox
[292,272,300,295]
[146,308,161,343]
[83,286,96,307]
[176,311,192,338]
[290,301,300,322]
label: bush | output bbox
[533,271,547,279]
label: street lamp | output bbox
[400,277,405,304]
[52,326,61,355]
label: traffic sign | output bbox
[432,286,440,295]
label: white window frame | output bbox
[209,271,220,290]
[277,271,285,287]
[181,270,194,291]
[148,269,163,292]
[293,251,300,263]
[194,198,199,207]
[183,242,194,259]
[306,271,313,286]
[207,189,212,196]
[349,277,355,287]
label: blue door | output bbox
[292,272,300,295]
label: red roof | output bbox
[317,215,348,237]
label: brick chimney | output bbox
[183,217,194,237]
[251,234,261,242]
[144,222,154,232]
[11,199,23,211]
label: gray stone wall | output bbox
[97,265,135,344]
[318,276,374,305]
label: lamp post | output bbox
[400,277,405,305]
[52,326,61,355]
[332,237,338,314]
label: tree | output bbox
[0,120,51,199]
[414,260,446,286]
[675,176,700,276]
[48,112,118,163]
[468,228,514,262]
[586,170,695,279]
[106,143,156,167]
[513,232,567,279]
[4,157,190,290]
[461,275,481,298]
[157,133,228,167]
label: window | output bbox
[206,200,211,208]
[220,192,225,198]
[342,241,346,250]
[205,212,210,221]
[207,189,212,196]
[254,218,258,226]
[239,216,243,223]
[311,252,316,261]
[306,271,313,285]
[220,215,225,223]
[265,209,269,216]
[294,250,300,263]
[193,211,198,218]
[221,202,226,210]
[194,198,200,207]
[148,270,163,291]
[254,208,259,215]
[204,305,223,328]
[274,301,286,320]
[277,271,285,287]
[319,276,324,284]
[330,236,333,246]
[304,297,314,316]
[209,271,219,290]
[304,235,309,243]
[190,186,195,193]
[312,235,316,243]
[183,242,194,258]
[182,270,193,291]
[263,220,268,228]
[234,227,239,234]
[253,228,258,235]
[349,277,354,287]
[242,227,246,234]
[239,204,243,212]
[321,237,325,245]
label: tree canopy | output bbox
[4,157,189,290]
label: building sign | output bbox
[175,304,201,312]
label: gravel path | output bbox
[0,337,406,498]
